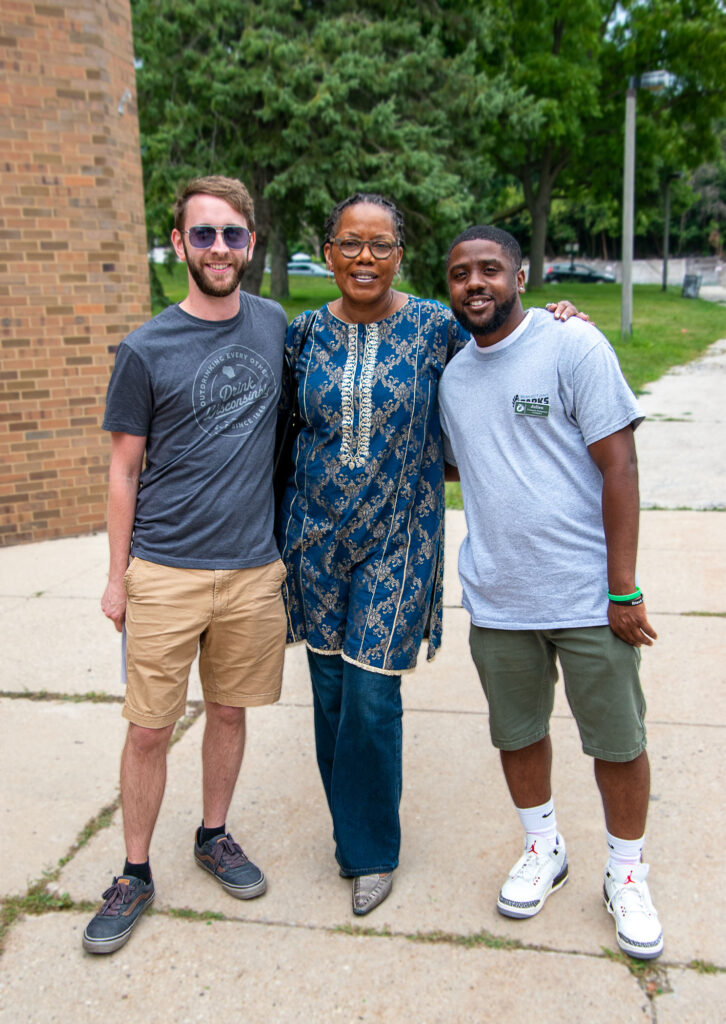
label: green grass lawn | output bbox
[153,262,725,509]
[526,283,726,394]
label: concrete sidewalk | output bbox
[1,339,725,1023]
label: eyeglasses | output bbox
[330,237,399,260]
[184,225,251,250]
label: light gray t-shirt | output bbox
[103,293,287,570]
[439,308,644,629]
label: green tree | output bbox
[469,0,610,286]
[471,0,726,285]
[677,125,726,255]
[131,0,491,299]
[132,1,726,298]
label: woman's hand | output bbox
[545,300,591,322]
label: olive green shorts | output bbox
[468,624,647,762]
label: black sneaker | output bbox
[194,829,266,899]
[82,875,155,954]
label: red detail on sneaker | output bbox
[625,870,636,884]
[528,840,538,854]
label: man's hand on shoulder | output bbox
[102,577,127,632]
[608,601,657,647]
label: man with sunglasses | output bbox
[83,177,288,955]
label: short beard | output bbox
[452,291,518,337]
[183,240,247,297]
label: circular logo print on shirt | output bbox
[193,345,274,437]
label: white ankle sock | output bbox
[516,798,558,850]
[606,830,645,870]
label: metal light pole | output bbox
[621,70,674,339]
[662,171,683,292]
[621,79,637,339]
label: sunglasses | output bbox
[184,225,251,250]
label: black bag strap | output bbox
[282,308,317,412]
[274,310,317,489]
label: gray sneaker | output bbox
[82,875,155,954]
[352,872,393,915]
[194,830,266,899]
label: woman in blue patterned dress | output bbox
[276,193,580,915]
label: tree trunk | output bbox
[242,238,267,295]
[520,148,566,290]
[269,222,289,301]
[527,197,551,289]
[241,179,270,296]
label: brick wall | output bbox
[0,0,149,546]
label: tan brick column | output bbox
[0,0,150,545]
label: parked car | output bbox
[544,262,616,284]
[286,260,333,277]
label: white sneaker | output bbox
[603,862,663,959]
[497,836,568,918]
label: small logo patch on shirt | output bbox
[513,394,549,417]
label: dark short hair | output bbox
[173,176,255,232]
[447,225,522,270]
[324,192,405,246]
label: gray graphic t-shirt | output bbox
[103,293,287,569]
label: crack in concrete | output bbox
[5,892,720,1009]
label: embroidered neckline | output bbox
[339,321,380,469]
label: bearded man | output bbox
[83,177,288,954]
[439,225,663,961]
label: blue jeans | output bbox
[307,650,402,876]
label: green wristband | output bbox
[607,588,642,603]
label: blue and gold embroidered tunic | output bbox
[276,297,469,675]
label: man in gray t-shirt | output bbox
[439,225,663,961]
[83,176,288,956]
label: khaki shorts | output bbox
[122,557,287,728]
[469,624,647,762]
